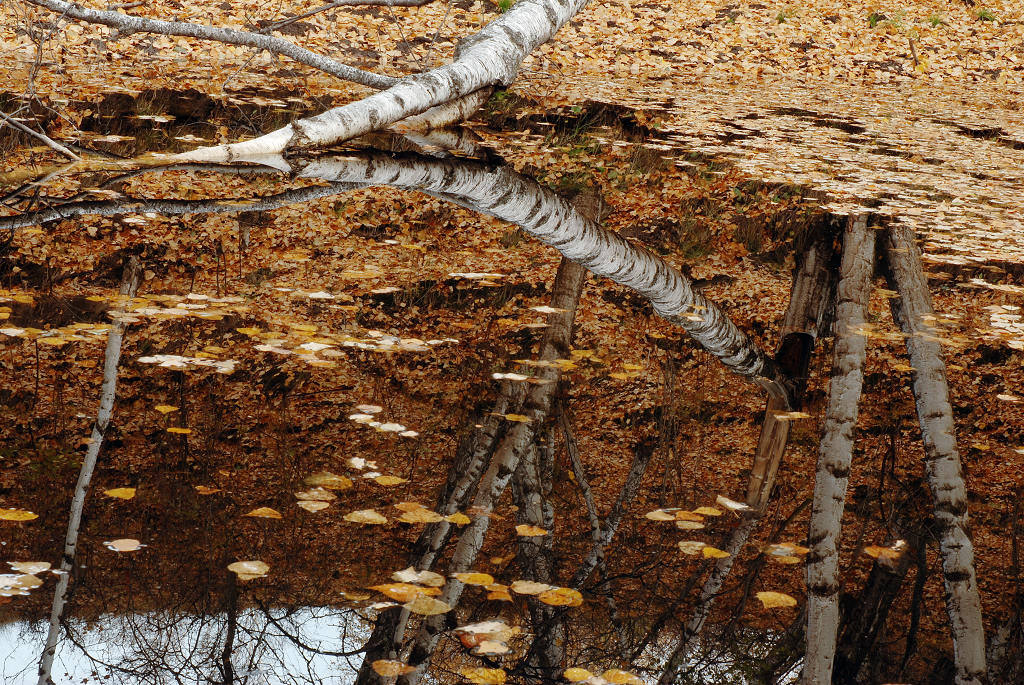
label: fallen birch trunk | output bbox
[883,224,985,685]
[37,257,142,685]
[804,214,875,684]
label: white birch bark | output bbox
[289,153,789,399]
[883,224,985,685]
[803,214,875,684]
[172,0,592,161]
[24,0,396,89]
[37,258,142,685]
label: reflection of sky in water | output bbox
[0,607,366,684]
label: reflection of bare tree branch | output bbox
[38,257,141,685]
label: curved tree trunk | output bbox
[882,224,985,685]
[804,214,875,683]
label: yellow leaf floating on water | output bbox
[473,640,510,655]
[487,589,513,601]
[863,543,904,560]
[297,501,330,513]
[459,667,506,684]
[772,555,802,564]
[391,567,445,587]
[166,427,192,434]
[445,512,471,525]
[715,495,753,513]
[374,475,409,487]
[370,583,440,602]
[403,596,452,616]
[372,660,416,677]
[756,591,798,609]
[515,524,548,537]
[675,521,705,530]
[510,580,555,595]
[154,404,178,414]
[563,668,595,682]
[601,668,644,684]
[693,506,723,516]
[763,542,810,557]
[503,414,530,422]
[104,538,143,552]
[228,560,268,581]
[644,509,677,521]
[677,541,706,555]
[674,511,704,522]
[104,487,136,500]
[537,587,583,607]
[394,501,428,512]
[244,507,282,519]
[452,572,495,586]
[194,485,221,495]
[304,471,352,490]
[702,546,731,559]
[399,509,444,524]
[0,509,38,522]
[345,509,388,525]
[8,561,50,574]
[294,488,336,502]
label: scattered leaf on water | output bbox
[370,583,440,602]
[445,512,471,525]
[510,580,555,595]
[227,560,269,580]
[104,539,144,552]
[677,541,706,555]
[756,591,798,608]
[503,414,530,422]
[194,485,221,495]
[374,475,409,487]
[715,495,753,513]
[702,546,731,559]
[8,561,50,575]
[675,520,705,530]
[693,506,723,516]
[294,488,337,502]
[459,667,506,684]
[537,587,583,607]
[391,567,445,587]
[487,589,513,601]
[763,542,811,557]
[863,542,906,560]
[372,660,416,677]
[103,487,136,500]
[0,509,38,522]
[166,427,192,435]
[244,507,282,519]
[154,404,178,414]
[601,668,644,684]
[304,471,353,490]
[297,501,330,512]
[674,511,704,522]
[452,572,495,586]
[644,508,678,521]
[345,509,388,525]
[563,668,594,682]
[399,508,444,524]
[515,524,548,537]
[403,596,452,616]
[473,640,510,655]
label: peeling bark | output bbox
[804,214,875,684]
[883,224,985,685]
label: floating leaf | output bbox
[515,524,548,537]
[772,555,802,564]
[510,580,555,595]
[372,660,416,677]
[244,507,282,519]
[194,485,221,495]
[459,667,505,684]
[763,542,811,557]
[228,560,269,580]
[644,508,678,521]
[563,668,594,682]
[756,591,798,608]
[863,543,905,560]
[677,541,706,555]
[297,501,330,512]
[473,640,510,655]
[8,561,50,575]
[345,509,388,525]
[487,589,513,601]
[445,512,471,525]
[537,587,583,607]
[374,475,409,487]
[103,487,136,500]
[356,404,383,414]
[674,511,704,522]
[104,539,144,552]
[391,567,445,587]
[452,572,495,586]
[702,546,731,559]
[675,520,705,530]
[399,508,444,524]
[294,488,336,502]
[503,414,530,422]
[0,509,38,522]
[370,583,437,602]
[304,471,352,490]
[166,427,192,435]
[601,669,643,684]
[404,596,452,616]
[154,404,178,414]
[693,506,723,516]
[715,495,752,513]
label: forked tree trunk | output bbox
[38,258,142,685]
[804,214,875,683]
[882,224,985,685]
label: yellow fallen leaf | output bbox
[372,660,416,677]
[399,509,444,524]
[756,591,798,609]
[504,414,530,422]
[235,327,262,336]
[445,512,472,525]
[345,509,388,525]
[154,404,178,414]
[166,427,192,434]
[677,541,706,555]
[601,669,643,684]
[391,567,445,586]
[459,667,505,684]
[194,485,221,495]
[227,560,268,580]
[304,471,352,490]
[702,546,731,559]
[863,544,903,560]
[0,509,38,522]
[510,580,555,595]
[374,475,409,487]
[244,507,282,519]
[104,538,143,552]
[294,488,336,502]
[515,524,548,537]
[452,572,495,586]
[644,509,677,521]
[473,640,510,655]
[771,555,802,564]
[674,511,704,522]
[8,561,49,574]
[394,501,428,512]
[693,506,723,516]
[537,587,583,607]
[563,668,595,682]
[369,583,441,602]
[675,521,705,530]
[404,596,452,616]
[103,487,136,500]
[297,501,330,512]
[486,589,513,601]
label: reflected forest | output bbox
[1,1,1023,684]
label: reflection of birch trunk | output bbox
[293,153,789,402]
[882,225,985,684]
[804,214,875,683]
[38,257,142,685]
[219,572,239,684]
[398,257,586,685]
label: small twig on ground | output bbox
[264,0,434,34]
